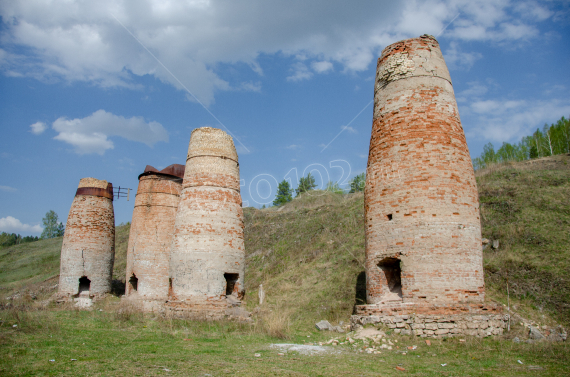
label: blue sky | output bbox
[1,0,569,235]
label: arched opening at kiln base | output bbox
[77,276,91,296]
[377,258,402,302]
[129,274,138,292]
[224,273,239,296]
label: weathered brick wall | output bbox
[167,127,245,314]
[364,35,484,306]
[124,165,184,307]
[58,178,115,298]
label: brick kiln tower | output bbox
[353,36,506,337]
[167,127,245,318]
[124,164,185,311]
[58,178,115,299]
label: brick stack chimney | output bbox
[58,177,115,299]
[124,164,184,311]
[167,127,245,318]
[364,35,484,306]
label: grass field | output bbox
[0,154,569,375]
[1,300,568,376]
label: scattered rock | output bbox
[316,320,333,331]
[529,326,545,340]
[492,240,500,249]
[425,340,431,346]
[512,337,520,343]
[395,366,405,371]
[354,327,386,340]
[332,326,345,333]
[270,343,340,355]
[254,353,261,357]
[73,295,93,310]
[547,326,567,342]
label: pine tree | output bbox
[349,173,366,193]
[295,173,317,196]
[273,180,293,206]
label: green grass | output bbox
[1,303,568,376]
[477,154,570,325]
[0,237,62,292]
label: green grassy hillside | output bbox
[1,154,568,328]
[477,154,570,324]
[1,155,569,376]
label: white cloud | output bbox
[464,99,570,143]
[443,42,482,70]
[342,125,358,134]
[239,81,262,92]
[30,121,47,134]
[0,185,17,192]
[0,216,42,234]
[456,81,488,102]
[286,144,301,150]
[287,62,313,82]
[0,1,555,104]
[52,109,168,155]
[311,61,333,74]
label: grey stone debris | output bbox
[492,240,500,249]
[332,326,345,333]
[529,326,545,340]
[547,326,567,342]
[512,337,520,343]
[315,320,333,331]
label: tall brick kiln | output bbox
[58,178,115,299]
[123,164,185,311]
[166,127,245,318]
[353,35,507,337]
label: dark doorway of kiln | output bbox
[129,274,138,293]
[78,276,91,295]
[224,273,239,296]
[378,258,402,301]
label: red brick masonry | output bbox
[124,164,184,311]
[358,35,504,336]
[58,178,115,299]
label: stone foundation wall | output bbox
[352,302,508,338]
[352,313,509,338]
